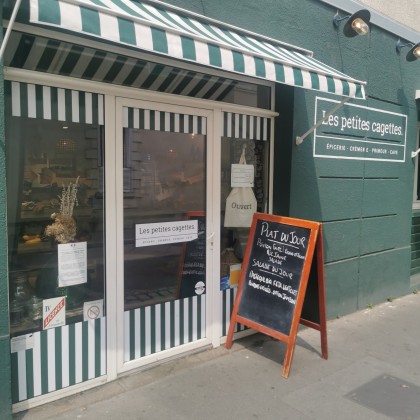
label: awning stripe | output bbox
[31,0,347,82]
[222,112,269,141]
[26,0,366,99]
[123,106,206,135]
[119,17,136,45]
[5,80,104,124]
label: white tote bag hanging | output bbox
[224,148,257,228]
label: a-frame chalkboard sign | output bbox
[225,213,327,378]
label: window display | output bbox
[220,114,270,290]
[6,117,105,337]
[122,127,206,311]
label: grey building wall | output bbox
[358,0,420,33]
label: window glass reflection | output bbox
[123,129,206,310]
[220,137,269,290]
[6,117,105,336]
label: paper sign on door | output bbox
[231,164,254,187]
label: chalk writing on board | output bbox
[226,213,327,378]
[238,220,310,335]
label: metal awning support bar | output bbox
[411,148,420,158]
[296,96,351,145]
[0,0,23,62]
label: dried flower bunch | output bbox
[45,177,79,244]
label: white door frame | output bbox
[113,97,217,375]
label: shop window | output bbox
[6,117,105,336]
[220,113,270,290]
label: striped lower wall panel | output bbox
[124,295,206,362]
[11,291,245,402]
[221,287,247,337]
[11,317,106,403]
[123,290,245,362]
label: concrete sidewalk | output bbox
[14,293,420,420]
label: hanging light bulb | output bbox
[413,45,420,59]
[351,17,369,35]
[333,9,371,38]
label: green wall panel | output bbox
[363,161,406,179]
[361,179,400,217]
[323,220,360,263]
[322,214,406,261]
[360,216,399,255]
[317,178,364,221]
[325,259,359,318]
[358,248,410,308]
[313,158,365,179]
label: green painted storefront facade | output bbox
[161,0,420,315]
[291,91,415,316]
[0,0,419,415]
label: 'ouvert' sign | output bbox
[313,97,407,162]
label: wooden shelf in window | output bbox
[18,241,54,254]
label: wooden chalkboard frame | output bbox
[225,213,327,378]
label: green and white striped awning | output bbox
[27,0,366,99]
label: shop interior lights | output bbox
[56,139,76,153]
[333,9,371,37]
[396,39,420,61]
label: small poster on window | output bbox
[231,164,254,187]
[83,299,104,321]
[58,242,87,287]
[43,297,66,330]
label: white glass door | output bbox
[115,99,213,371]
